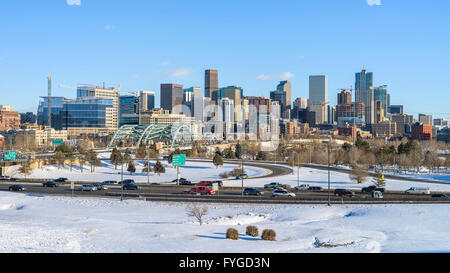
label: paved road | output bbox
[2,183,449,204]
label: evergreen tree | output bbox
[235,143,242,159]
[110,148,123,170]
[213,154,224,169]
[154,160,166,176]
[372,170,386,188]
[127,160,136,175]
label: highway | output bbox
[2,158,449,204]
[2,182,450,204]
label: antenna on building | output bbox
[47,73,52,129]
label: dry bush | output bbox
[246,226,259,237]
[230,168,245,177]
[261,229,276,241]
[186,204,208,226]
[226,228,239,240]
[219,172,230,179]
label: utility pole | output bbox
[47,73,52,129]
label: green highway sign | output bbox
[3,152,16,160]
[52,139,64,145]
[172,154,186,167]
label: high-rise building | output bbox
[20,112,36,124]
[374,85,390,116]
[0,105,20,131]
[389,105,403,115]
[205,69,218,100]
[375,100,385,124]
[309,75,328,105]
[293,98,307,110]
[270,89,287,116]
[119,95,140,126]
[160,84,184,114]
[217,86,243,122]
[419,114,433,125]
[139,91,155,112]
[277,81,292,110]
[392,114,414,135]
[355,69,374,124]
[76,85,120,130]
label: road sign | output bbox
[172,154,186,167]
[3,152,16,160]
[52,139,64,145]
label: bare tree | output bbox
[186,204,209,226]
[350,165,369,184]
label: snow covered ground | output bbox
[6,160,270,183]
[0,191,449,253]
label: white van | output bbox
[405,187,430,195]
[294,184,310,191]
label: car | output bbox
[334,189,355,197]
[405,187,431,195]
[264,182,282,189]
[272,189,296,198]
[172,178,188,183]
[119,179,135,185]
[54,178,68,183]
[431,194,449,199]
[294,184,310,191]
[190,186,216,195]
[102,180,117,185]
[123,183,140,190]
[81,184,97,191]
[43,181,60,187]
[9,185,26,191]
[0,176,17,181]
[178,190,201,196]
[94,183,107,190]
[243,188,264,196]
[307,186,323,191]
[180,180,194,186]
[372,191,384,199]
[362,186,385,193]
[236,174,248,180]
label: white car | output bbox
[81,184,97,192]
[272,189,296,198]
[294,184,310,191]
[405,187,430,195]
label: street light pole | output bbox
[297,152,300,187]
[121,162,124,201]
[241,158,244,197]
[327,141,331,206]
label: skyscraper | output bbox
[139,91,155,112]
[160,84,183,113]
[355,69,374,124]
[205,69,218,100]
[374,85,389,117]
[309,75,328,105]
[276,81,292,110]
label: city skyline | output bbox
[0,0,449,118]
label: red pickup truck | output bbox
[190,186,216,195]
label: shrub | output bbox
[219,172,230,179]
[230,168,245,177]
[226,228,239,240]
[261,229,276,241]
[246,226,259,237]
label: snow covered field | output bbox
[0,191,449,253]
[6,160,270,183]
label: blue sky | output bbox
[0,0,449,118]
